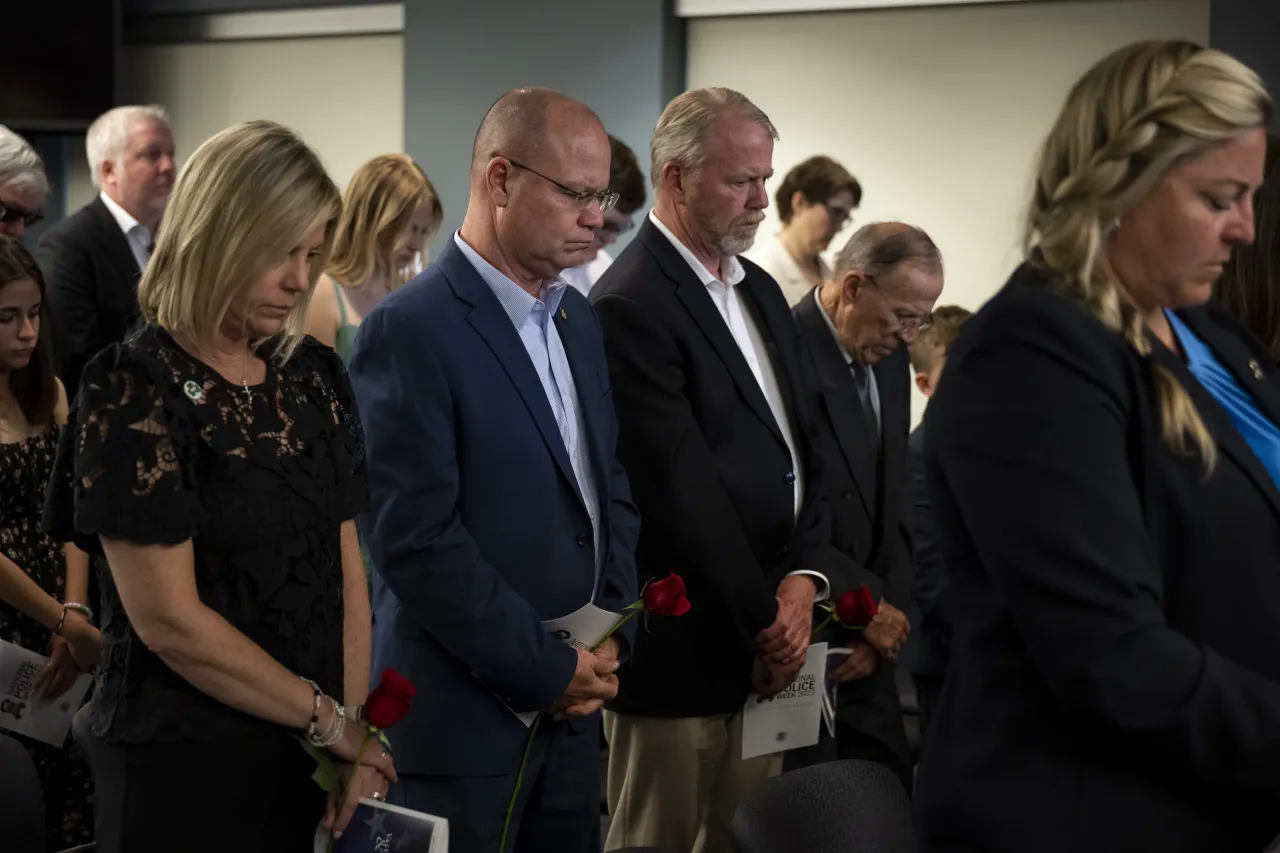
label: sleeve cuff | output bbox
[785,569,830,602]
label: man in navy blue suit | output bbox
[347,87,641,853]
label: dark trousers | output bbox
[392,715,600,853]
[913,674,944,747]
[74,708,325,853]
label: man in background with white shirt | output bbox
[591,87,877,853]
[560,134,646,296]
[36,105,175,398]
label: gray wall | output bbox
[403,0,685,257]
[1210,0,1280,132]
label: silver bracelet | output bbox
[312,696,346,748]
[301,678,322,739]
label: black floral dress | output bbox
[0,424,95,849]
[43,325,368,852]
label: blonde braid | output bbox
[1026,40,1271,471]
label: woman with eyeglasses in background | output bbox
[560,134,648,296]
[747,154,861,306]
[306,153,443,364]
[0,126,46,238]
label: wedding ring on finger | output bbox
[372,790,385,801]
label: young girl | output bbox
[306,153,443,362]
[0,235,99,848]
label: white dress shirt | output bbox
[648,212,827,599]
[99,192,153,273]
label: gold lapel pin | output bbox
[1249,359,1265,380]
[560,307,567,321]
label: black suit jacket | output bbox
[915,262,1280,853]
[591,218,866,717]
[35,196,143,400]
[900,423,952,680]
[793,290,913,757]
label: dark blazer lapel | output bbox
[1150,317,1280,525]
[793,292,877,521]
[441,240,586,509]
[638,221,786,447]
[1180,307,1280,431]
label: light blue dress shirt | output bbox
[453,233,603,583]
[1167,310,1280,491]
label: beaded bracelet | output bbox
[314,697,347,748]
[53,602,94,637]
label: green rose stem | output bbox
[497,602,645,852]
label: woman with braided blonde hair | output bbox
[914,41,1280,852]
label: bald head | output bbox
[472,87,603,174]
[461,87,611,288]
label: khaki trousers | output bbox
[603,710,783,853]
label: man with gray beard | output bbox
[591,88,876,853]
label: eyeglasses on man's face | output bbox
[502,157,620,213]
[863,274,932,335]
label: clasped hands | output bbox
[754,579,913,694]
[753,574,817,697]
[546,637,621,721]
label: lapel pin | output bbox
[560,307,567,321]
[183,380,204,402]
[1249,359,1265,380]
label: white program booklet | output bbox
[316,797,448,853]
[0,638,93,747]
[741,642,828,760]
[505,602,622,728]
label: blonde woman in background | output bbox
[307,153,443,362]
[914,41,1280,852]
[44,120,395,853]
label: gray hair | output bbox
[833,222,942,280]
[650,87,778,189]
[86,105,170,188]
[0,126,49,200]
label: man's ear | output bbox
[914,371,934,398]
[842,270,864,302]
[485,158,514,207]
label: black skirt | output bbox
[75,708,327,853]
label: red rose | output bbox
[642,573,692,616]
[835,585,878,627]
[364,668,416,729]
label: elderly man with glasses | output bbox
[348,86,640,853]
[790,220,945,793]
[0,125,48,239]
[560,134,647,296]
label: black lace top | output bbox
[43,325,367,743]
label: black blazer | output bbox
[915,262,1280,853]
[591,218,865,717]
[793,290,914,756]
[900,423,953,680]
[35,196,143,400]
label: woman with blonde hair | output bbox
[307,153,442,361]
[44,120,395,852]
[914,41,1280,852]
